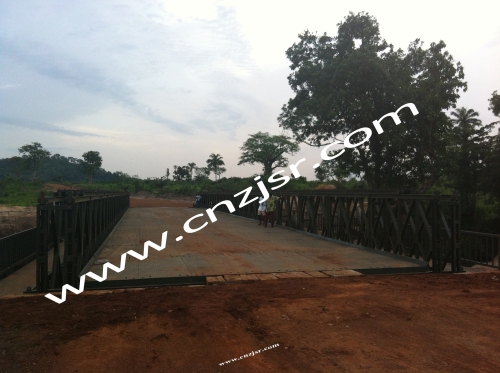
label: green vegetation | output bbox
[0,179,47,206]
[0,152,120,183]
[0,175,333,206]
[206,153,226,181]
[489,91,500,117]
[278,11,500,233]
[238,132,300,176]
[81,151,103,184]
[18,142,51,181]
[279,11,466,189]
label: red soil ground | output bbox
[44,184,76,191]
[2,197,499,372]
[0,273,499,373]
[130,197,193,208]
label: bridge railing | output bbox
[461,231,499,269]
[199,190,461,272]
[35,190,129,292]
[0,227,37,279]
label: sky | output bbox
[1,0,499,180]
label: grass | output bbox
[0,179,47,206]
[1,176,499,234]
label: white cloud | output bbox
[0,0,499,179]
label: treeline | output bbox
[0,150,132,183]
[0,142,136,184]
[132,175,365,195]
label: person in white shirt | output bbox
[257,196,266,225]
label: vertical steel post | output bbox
[451,191,461,272]
[431,193,440,272]
[36,204,49,292]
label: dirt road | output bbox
[1,272,499,373]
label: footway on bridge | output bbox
[87,207,428,282]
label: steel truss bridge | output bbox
[1,189,498,293]
[201,190,462,273]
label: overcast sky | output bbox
[1,0,499,180]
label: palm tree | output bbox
[449,107,492,228]
[206,153,225,181]
[450,107,481,131]
[187,162,196,179]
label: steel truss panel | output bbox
[35,190,129,292]
[199,191,461,273]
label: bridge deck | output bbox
[0,206,430,297]
[87,207,427,281]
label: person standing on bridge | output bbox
[264,194,279,228]
[257,195,266,225]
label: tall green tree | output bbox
[187,162,197,179]
[238,132,300,176]
[483,129,500,200]
[278,12,466,189]
[314,165,328,182]
[314,160,355,183]
[8,156,27,180]
[194,166,211,181]
[483,92,500,203]
[448,108,493,227]
[81,151,102,184]
[172,165,191,181]
[489,91,500,118]
[18,142,51,181]
[215,166,227,180]
[206,153,225,181]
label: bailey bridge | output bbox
[1,189,498,298]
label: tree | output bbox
[489,91,500,117]
[206,153,225,181]
[314,158,350,183]
[215,166,226,180]
[483,129,500,201]
[8,156,27,180]
[165,168,170,180]
[172,165,191,181]
[448,108,493,227]
[194,167,210,181]
[82,151,102,184]
[18,142,51,181]
[314,165,328,182]
[112,171,130,179]
[483,92,500,202]
[187,162,197,179]
[278,12,466,189]
[238,132,300,176]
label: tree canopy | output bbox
[238,132,300,176]
[448,108,493,226]
[18,142,51,181]
[81,151,102,184]
[172,165,191,181]
[194,166,211,181]
[187,162,197,179]
[206,153,225,181]
[483,128,500,201]
[278,11,467,189]
[489,91,500,118]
